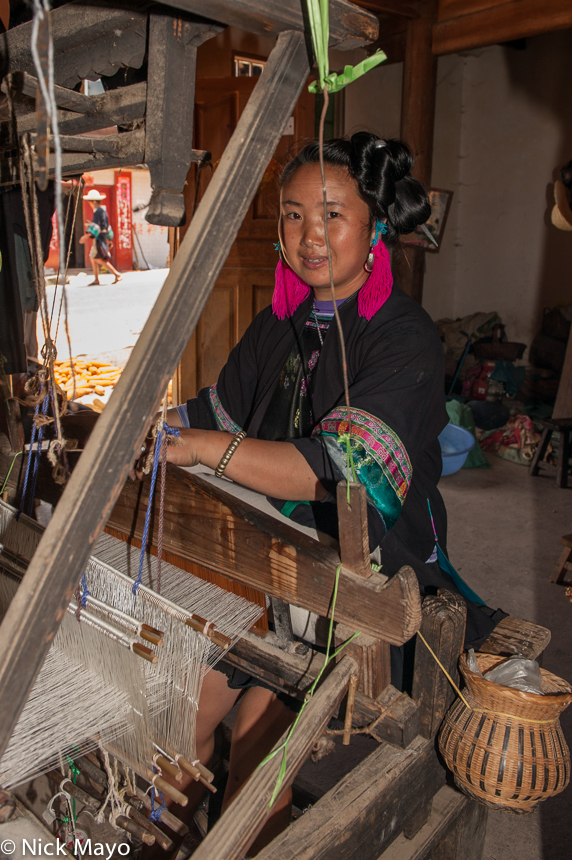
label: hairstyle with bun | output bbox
[280,131,431,246]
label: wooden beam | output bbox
[106,465,422,645]
[190,656,358,860]
[411,590,466,739]
[336,481,372,578]
[3,72,92,114]
[433,0,572,56]
[225,630,419,747]
[162,0,379,50]
[145,15,222,227]
[256,736,445,860]
[14,82,148,137]
[0,132,208,186]
[0,131,146,186]
[355,0,420,17]
[395,0,438,304]
[375,785,487,860]
[364,13,407,64]
[0,29,312,766]
[1,3,148,89]
[335,623,391,699]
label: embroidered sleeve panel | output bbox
[208,384,243,434]
[314,407,412,531]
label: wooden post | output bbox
[395,0,438,304]
[411,589,466,739]
[0,29,312,765]
[145,14,221,226]
[190,656,358,860]
[335,622,391,699]
[337,481,372,578]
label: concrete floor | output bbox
[39,271,571,859]
[440,458,572,860]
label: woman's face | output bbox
[280,162,374,301]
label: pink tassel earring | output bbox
[358,221,393,320]
[272,248,311,320]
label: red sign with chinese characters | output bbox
[115,170,132,271]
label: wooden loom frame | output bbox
[0,1,554,857]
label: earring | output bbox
[364,249,375,272]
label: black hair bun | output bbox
[349,132,430,243]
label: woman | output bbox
[145,133,504,848]
[81,189,123,285]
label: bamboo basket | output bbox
[439,653,572,813]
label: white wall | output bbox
[343,29,572,350]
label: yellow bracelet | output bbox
[214,430,247,478]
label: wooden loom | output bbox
[0,0,555,856]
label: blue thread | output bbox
[373,220,388,245]
[133,423,180,595]
[273,242,281,251]
[149,784,167,823]
[81,573,90,607]
[18,400,40,519]
[27,392,50,516]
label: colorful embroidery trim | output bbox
[208,384,242,434]
[314,407,412,502]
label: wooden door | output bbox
[174,76,315,402]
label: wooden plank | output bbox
[4,72,92,113]
[0,29,313,766]
[395,0,438,304]
[336,481,372,578]
[433,0,572,55]
[378,786,485,860]
[15,82,148,137]
[191,656,358,860]
[225,630,419,748]
[1,3,148,88]
[411,590,466,739]
[431,796,487,860]
[437,0,512,23]
[357,0,420,18]
[0,135,206,186]
[478,615,551,661]
[0,131,146,186]
[256,735,445,860]
[145,14,222,227]
[106,465,422,645]
[162,0,379,50]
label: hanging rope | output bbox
[133,394,181,596]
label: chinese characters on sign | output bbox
[114,171,132,271]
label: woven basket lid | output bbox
[459,653,572,721]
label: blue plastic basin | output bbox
[438,423,476,476]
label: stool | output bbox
[549,534,572,584]
[529,418,572,488]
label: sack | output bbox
[87,222,99,238]
[106,225,114,240]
